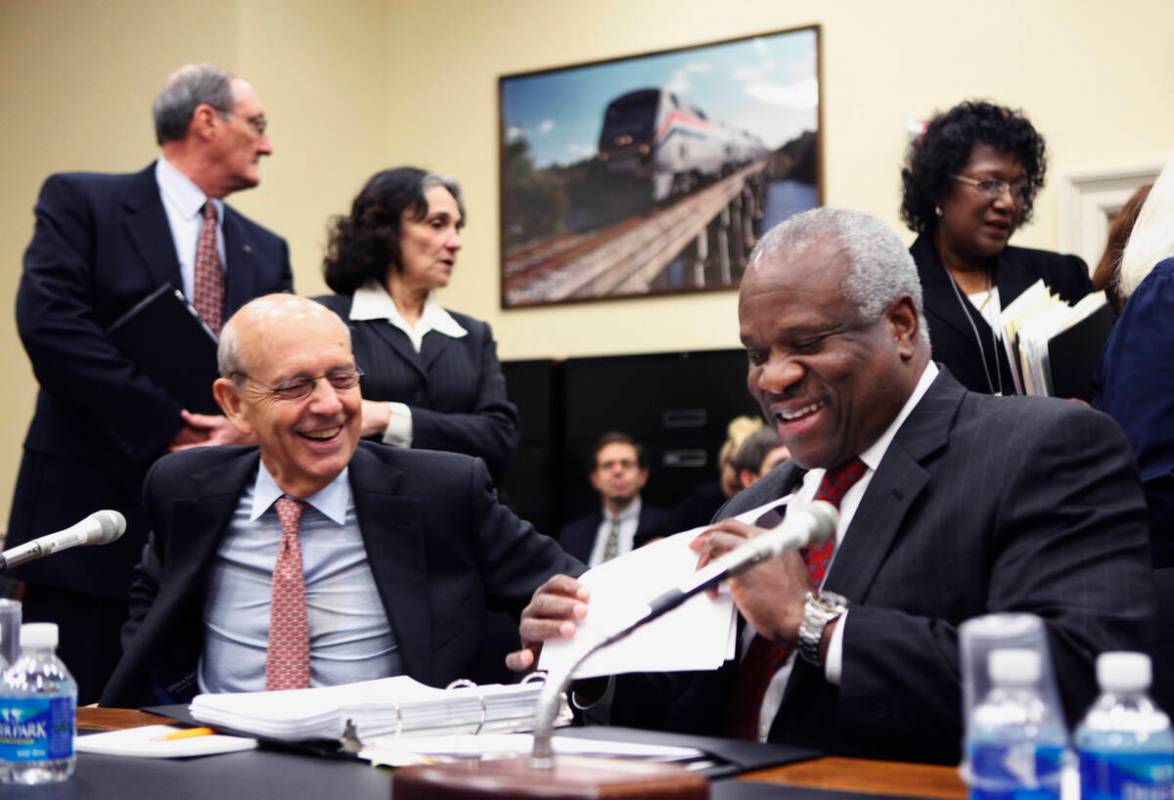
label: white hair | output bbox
[1118,152,1174,300]
[749,207,930,346]
[217,294,349,378]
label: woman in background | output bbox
[901,100,1092,394]
[1092,183,1152,314]
[1094,155,1174,568]
[317,167,518,476]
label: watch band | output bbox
[798,590,849,666]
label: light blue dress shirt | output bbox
[198,463,401,693]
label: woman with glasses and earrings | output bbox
[900,100,1093,395]
[314,167,518,477]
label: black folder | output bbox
[1047,301,1115,401]
[108,285,220,414]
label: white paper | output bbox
[539,497,790,679]
[75,725,257,758]
[361,732,703,766]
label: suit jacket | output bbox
[911,235,1093,395]
[8,164,292,598]
[1094,257,1174,568]
[612,369,1154,763]
[99,441,583,708]
[314,294,518,476]
[558,502,669,563]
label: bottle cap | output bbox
[19,623,58,649]
[1097,651,1151,692]
[989,648,1040,685]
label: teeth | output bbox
[779,402,821,421]
[302,427,340,440]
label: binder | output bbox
[108,285,220,414]
[1047,301,1115,401]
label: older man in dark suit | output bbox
[510,208,1154,764]
[101,295,580,707]
[9,64,292,702]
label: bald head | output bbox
[218,294,350,379]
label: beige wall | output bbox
[1,0,1172,531]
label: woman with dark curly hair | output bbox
[314,167,518,475]
[901,100,1093,394]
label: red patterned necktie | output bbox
[725,457,868,740]
[265,497,311,691]
[192,202,225,335]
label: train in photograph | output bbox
[597,87,769,203]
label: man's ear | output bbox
[188,103,222,143]
[213,378,253,436]
[887,294,921,360]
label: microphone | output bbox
[0,510,127,571]
[529,500,840,763]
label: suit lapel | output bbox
[122,164,183,293]
[913,234,990,344]
[994,247,1037,308]
[222,209,258,315]
[348,447,433,682]
[419,331,453,372]
[823,372,962,602]
[371,323,428,381]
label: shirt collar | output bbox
[249,461,350,525]
[155,156,222,223]
[349,280,467,339]
[857,361,939,472]
[604,496,642,524]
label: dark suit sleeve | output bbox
[464,457,583,611]
[409,320,519,475]
[836,404,1153,739]
[16,174,183,467]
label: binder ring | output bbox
[444,678,486,734]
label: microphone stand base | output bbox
[393,755,708,800]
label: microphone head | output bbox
[89,510,127,545]
[805,500,840,547]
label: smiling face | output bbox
[396,185,463,290]
[738,239,922,470]
[936,143,1026,263]
[214,299,361,498]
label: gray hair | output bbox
[153,64,235,145]
[1118,152,1174,300]
[748,208,930,346]
[217,294,351,379]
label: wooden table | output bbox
[77,708,968,799]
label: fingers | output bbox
[516,574,589,649]
[505,646,536,672]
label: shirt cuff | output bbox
[824,609,847,685]
[381,402,413,447]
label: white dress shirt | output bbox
[155,157,224,303]
[349,280,468,447]
[753,361,940,740]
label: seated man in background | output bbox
[559,432,668,565]
[729,427,790,491]
[510,208,1154,764]
[101,295,581,707]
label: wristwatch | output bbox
[798,590,849,666]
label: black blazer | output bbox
[558,502,669,563]
[314,294,518,476]
[8,164,292,598]
[911,235,1093,395]
[99,441,583,708]
[612,370,1153,763]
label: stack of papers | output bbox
[190,676,565,742]
[1001,282,1111,398]
[76,725,257,758]
[361,733,704,768]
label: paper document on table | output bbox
[361,732,703,767]
[540,496,791,678]
[75,725,257,758]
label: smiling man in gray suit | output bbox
[511,208,1154,764]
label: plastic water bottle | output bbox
[1075,651,1174,800]
[0,623,77,784]
[967,648,1066,800]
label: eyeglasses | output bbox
[951,174,1032,204]
[241,114,268,136]
[234,367,363,401]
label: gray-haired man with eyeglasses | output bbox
[9,64,291,703]
[100,295,582,708]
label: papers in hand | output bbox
[75,725,257,758]
[539,524,742,679]
[189,676,562,742]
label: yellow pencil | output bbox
[158,726,215,741]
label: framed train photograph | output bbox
[498,25,822,308]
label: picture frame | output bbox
[498,25,823,309]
